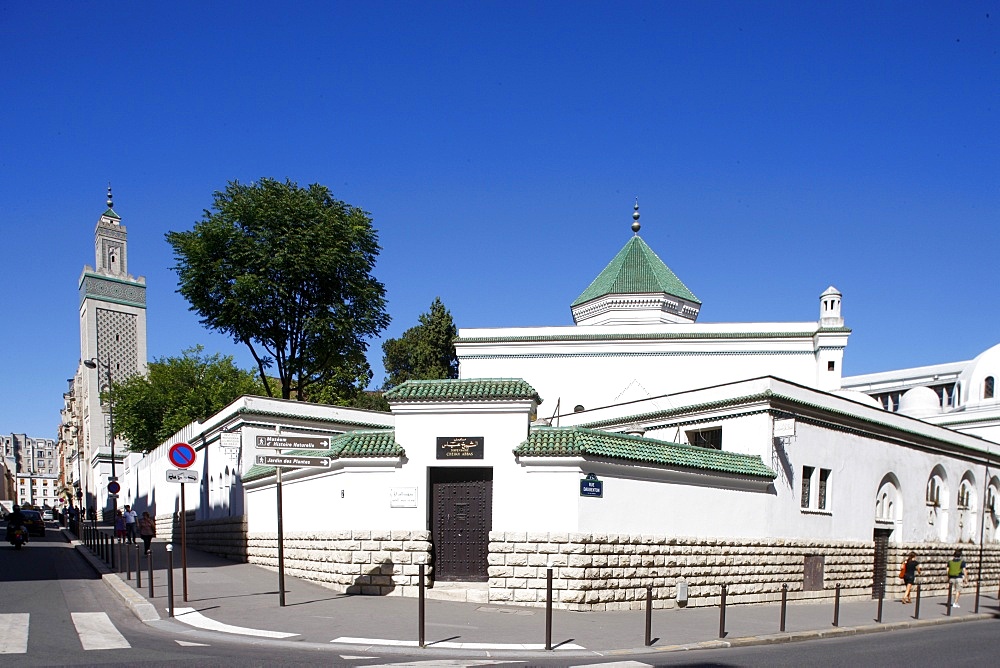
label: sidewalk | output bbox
[66,529,1000,658]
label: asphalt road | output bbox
[3,526,999,667]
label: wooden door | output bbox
[872,528,892,599]
[430,468,492,581]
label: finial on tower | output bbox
[631,198,641,234]
[106,183,113,209]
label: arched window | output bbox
[927,476,941,506]
[985,376,995,400]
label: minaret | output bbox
[77,186,147,517]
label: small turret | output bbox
[820,286,843,328]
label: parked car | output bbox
[41,510,53,522]
[20,510,45,537]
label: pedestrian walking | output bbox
[947,548,966,607]
[900,551,921,603]
[123,504,138,544]
[114,510,126,541]
[138,511,156,555]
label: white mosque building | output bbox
[117,202,1000,610]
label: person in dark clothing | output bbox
[6,504,26,542]
[901,551,921,603]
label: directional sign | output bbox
[107,480,121,494]
[255,435,330,450]
[166,469,199,483]
[255,454,332,468]
[169,442,197,468]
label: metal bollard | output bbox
[876,582,884,623]
[545,567,553,651]
[644,586,653,646]
[833,583,841,627]
[947,581,953,616]
[780,583,788,632]
[148,548,154,598]
[166,544,175,617]
[418,563,425,648]
[135,544,142,589]
[125,541,132,580]
[719,584,727,638]
[975,572,982,614]
[913,583,921,619]
[110,533,116,570]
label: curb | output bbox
[648,611,999,654]
[62,529,161,623]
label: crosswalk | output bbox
[0,612,130,654]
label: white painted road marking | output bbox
[71,612,131,650]
[0,613,29,654]
[173,607,299,638]
[332,636,585,650]
[362,662,525,667]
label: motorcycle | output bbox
[8,525,27,549]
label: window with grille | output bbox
[686,427,722,450]
[801,466,814,508]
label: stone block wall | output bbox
[490,532,882,611]
[155,512,248,562]
[246,530,432,596]
[886,543,1000,598]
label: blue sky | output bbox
[2,1,997,438]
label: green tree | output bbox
[167,178,390,400]
[382,297,458,389]
[112,346,264,453]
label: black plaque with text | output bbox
[436,436,484,459]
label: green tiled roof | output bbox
[572,236,700,307]
[242,429,402,482]
[515,426,775,478]
[385,378,542,404]
[102,207,120,219]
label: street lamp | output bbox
[84,357,116,522]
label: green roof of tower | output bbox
[572,236,700,307]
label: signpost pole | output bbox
[253,432,333,609]
[181,482,188,602]
[277,465,285,607]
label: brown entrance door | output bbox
[430,467,492,581]
[872,527,893,599]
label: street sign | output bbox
[166,469,199,483]
[255,454,331,468]
[169,442,197,469]
[107,480,121,494]
[580,473,603,498]
[255,435,330,450]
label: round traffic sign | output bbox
[168,442,197,469]
[107,481,121,494]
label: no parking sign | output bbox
[169,442,196,469]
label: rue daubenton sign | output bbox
[436,436,484,460]
[255,435,329,450]
[580,473,603,498]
